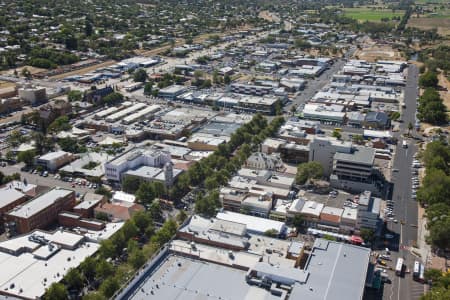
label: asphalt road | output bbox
[382,64,425,300]
[286,59,347,111]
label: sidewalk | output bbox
[415,205,431,264]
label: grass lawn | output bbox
[343,8,405,22]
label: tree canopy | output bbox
[296,161,324,185]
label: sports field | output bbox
[343,8,405,22]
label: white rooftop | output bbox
[216,211,286,235]
[7,188,73,218]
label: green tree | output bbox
[352,134,364,145]
[64,268,84,291]
[135,182,155,205]
[332,129,342,139]
[264,229,278,238]
[149,201,163,221]
[21,67,32,79]
[44,283,68,300]
[144,82,153,95]
[98,239,115,259]
[224,74,231,84]
[360,228,375,242]
[419,71,438,88]
[296,161,324,185]
[99,277,119,298]
[80,256,96,282]
[121,220,138,240]
[48,116,72,133]
[133,68,148,82]
[292,215,304,230]
[417,168,450,206]
[17,150,36,166]
[132,211,152,233]
[152,181,166,198]
[83,292,106,300]
[122,176,141,193]
[176,210,188,224]
[129,249,146,269]
[102,92,123,105]
[95,259,114,279]
[67,90,83,102]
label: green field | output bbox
[343,8,405,22]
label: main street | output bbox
[383,64,425,300]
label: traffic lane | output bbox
[386,65,420,300]
[288,60,346,110]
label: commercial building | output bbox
[0,229,99,299]
[230,83,273,96]
[216,211,287,237]
[5,188,76,234]
[123,162,183,187]
[105,147,171,182]
[356,191,381,231]
[73,193,106,218]
[302,103,346,124]
[36,151,73,171]
[245,152,284,171]
[330,147,384,195]
[288,239,371,300]
[158,85,188,100]
[309,136,352,176]
[94,201,144,221]
[0,188,29,230]
[18,84,47,105]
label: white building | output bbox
[18,84,47,105]
[309,136,352,176]
[105,147,171,182]
[36,151,73,171]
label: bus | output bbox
[419,264,425,283]
[395,258,404,276]
[413,261,420,280]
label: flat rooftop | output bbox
[126,254,281,300]
[289,239,370,300]
[7,188,73,218]
[0,189,25,210]
[334,146,375,165]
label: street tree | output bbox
[44,283,68,300]
[133,68,148,82]
[64,268,84,291]
[17,150,36,166]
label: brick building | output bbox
[5,188,76,234]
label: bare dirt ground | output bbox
[49,60,117,80]
[1,65,46,76]
[259,10,281,23]
[0,81,16,89]
[354,45,402,61]
[407,17,450,37]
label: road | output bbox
[383,64,425,300]
[287,46,356,112]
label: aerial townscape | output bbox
[0,0,449,299]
